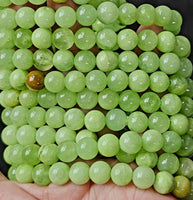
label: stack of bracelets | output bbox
[0,0,193,199]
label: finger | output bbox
[0,171,7,181]
[0,180,38,200]
[17,181,90,200]
[84,181,177,200]
[47,0,78,10]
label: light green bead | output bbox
[157,153,180,174]
[89,161,111,184]
[119,3,136,25]
[138,30,158,51]
[111,163,133,186]
[96,50,118,72]
[142,129,164,152]
[97,2,119,24]
[127,111,148,133]
[133,166,155,189]
[76,4,97,26]
[137,4,155,25]
[128,70,150,92]
[49,162,69,185]
[119,51,138,72]
[118,29,138,50]
[98,134,119,157]
[74,28,96,50]
[53,50,74,71]
[154,171,174,194]
[69,162,90,185]
[52,28,74,50]
[120,131,142,154]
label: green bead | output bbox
[133,166,155,189]
[127,111,148,133]
[168,75,188,95]
[120,131,142,154]
[49,162,69,185]
[138,52,159,73]
[77,137,98,160]
[177,158,193,179]
[137,4,155,25]
[107,69,128,92]
[150,71,170,93]
[97,28,117,50]
[89,161,111,184]
[52,28,74,50]
[97,2,119,24]
[116,149,136,163]
[98,134,119,157]
[170,113,189,135]
[140,92,160,113]
[32,164,50,186]
[148,112,170,133]
[74,28,96,50]
[106,109,127,131]
[119,3,136,25]
[155,5,172,26]
[128,70,150,92]
[111,163,133,186]
[57,141,77,162]
[16,164,33,183]
[177,135,193,157]
[161,93,182,115]
[176,58,193,78]
[142,129,164,152]
[173,36,191,58]
[53,50,74,72]
[96,50,118,72]
[69,162,90,185]
[74,50,95,72]
[180,96,193,117]
[119,90,140,112]
[119,51,138,72]
[157,31,175,53]
[138,30,158,51]
[136,149,158,168]
[76,4,97,26]
[157,153,180,174]
[98,88,119,110]
[154,171,174,195]
[118,29,138,50]
[85,110,105,132]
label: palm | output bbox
[0,172,176,200]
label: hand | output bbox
[0,169,176,200]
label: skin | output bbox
[1,1,178,199]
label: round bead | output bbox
[157,153,180,174]
[127,111,148,133]
[98,134,119,157]
[128,70,150,92]
[120,131,142,154]
[74,28,96,50]
[96,50,118,72]
[142,129,164,152]
[111,163,133,186]
[133,166,155,189]
[138,29,158,51]
[118,29,138,50]
[89,161,111,184]
[52,28,74,50]
[97,2,119,24]
[55,6,76,28]
[153,171,174,194]
[161,93,182,115]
